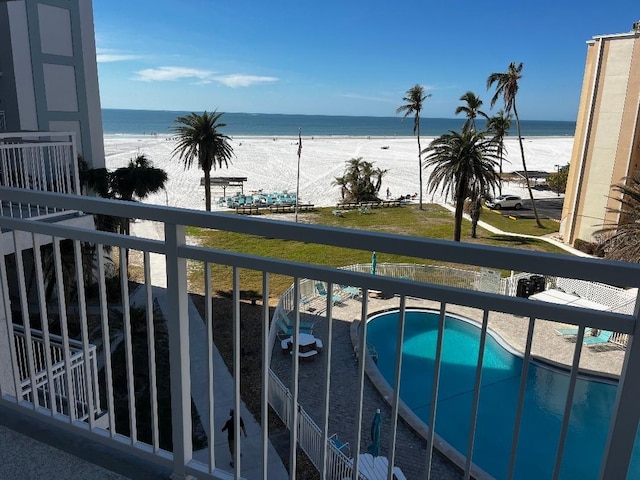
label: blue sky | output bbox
[94,0,638,121]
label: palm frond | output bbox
[596,176,640,262]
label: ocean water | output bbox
[102,109,576,137]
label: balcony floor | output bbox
[0,405,170,479]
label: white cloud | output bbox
[134,66,215,82]
[213,74,278,88]
[97,53,142,63]
[132,67,278,87]
[96,48,142,63]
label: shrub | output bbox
[573,238,598,255]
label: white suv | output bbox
[485,195,523,210]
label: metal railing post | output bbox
[69,132,81,195]
[165,223,193,479]
[600,290,640,478]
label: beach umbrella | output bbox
[367,409,382,458]
[370,251,377,275]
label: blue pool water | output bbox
[366,309,640,479]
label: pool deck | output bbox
[270,294,625,479]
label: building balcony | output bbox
[0,131,81,217]
[13,323,102,423]
[0,131,94,254]
[0,186,639,479]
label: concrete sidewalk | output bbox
[130,220,288,479]
[439,202,591,257]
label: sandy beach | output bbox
[103,135,573,210]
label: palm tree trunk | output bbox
[513,103,543,228]
[204,168,212,211]
[453,179,465,241]
[498,145,503,196]
[453,195,464,242]
[417,119,423,210]
[471,197,481,238]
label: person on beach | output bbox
[386,187,391,199]
[222,409,247,467]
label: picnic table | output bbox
[348,453,407,480]
[268,203,315,214]
[336,200,404,210]
[235,205,260,215]
[281,333,323,360]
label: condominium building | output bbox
[0,0,105,168]
[561,21,640,245]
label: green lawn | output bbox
[185,204,566,297]
[479,206,560,235]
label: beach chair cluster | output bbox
[221,191,298,209]
[554,326,614,348]
[218,191,316,215]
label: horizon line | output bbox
[101,108,577,123]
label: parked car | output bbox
[485,195,523,210]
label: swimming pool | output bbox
[366,308,640,479]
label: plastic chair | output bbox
[315,282,341,304]
[583,330,613,347]
[329,433,350,457]
[278,310,315,330]
[339,285,361,299]
[275,318,313,340]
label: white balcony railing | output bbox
[13,324,101,421]
[0,131,80,219]
[268,370,366,480]
[0,186,639,479]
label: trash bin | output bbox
[530,275,546,294]
[516,278,533,298]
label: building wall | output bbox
[562,30,640,244]
[0,0,105,168]
[561,40,599,240]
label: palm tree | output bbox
[332,157,388,203]
[455,93,492,233]
[171,111,234,211]
[111,154,168,235]
[110,154,168,272]
[455,91,488,131]
[487,62,543,227]
[397,85,431,210]
[423,129,500,241]
[596,176,640,262]
[486,110,512,195]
